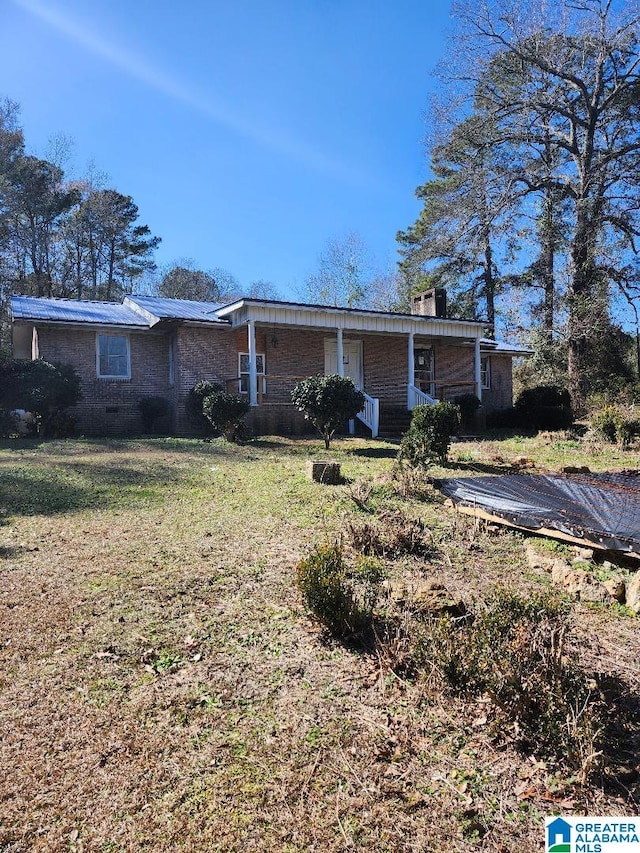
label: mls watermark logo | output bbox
[546,818,572,852]
[545,817,640,852]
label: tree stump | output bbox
[306,460,341,485]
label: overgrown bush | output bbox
[418,589,606,775]
[397,402,461,467]
[0,359,81,437]
[514,385,573,431]
[139,395,170,433]
[347,510,435,558]
[291,374,365,449]
[590,405,640,447]
[202,389,250,441]
[186,380,223,435]
[453,393,481,428]
[295,543,385,637]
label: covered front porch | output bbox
[216,300,486,438]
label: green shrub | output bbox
[139,395,170,433]
[295,543,385,637]
[590,406,639,447]
[453,393,481,428]
[186,380,224,435]
[397,402,461,467]
[0,359,82,437]
[202,389,250,441]
[514,385,573,431]
[418,589,605,774]
[291,374,365,449]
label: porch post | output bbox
[248,320,258,406]
[407,331,415,408]
[336,328,344,377]
[474,336,482,402]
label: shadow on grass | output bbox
[0,545,23,560]
[348,447,398,459]
[0,459,189,517]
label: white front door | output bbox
[324,339,363,388]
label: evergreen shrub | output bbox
[397,402,461,467]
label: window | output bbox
[480,355,491,389]
[414,347,435,394]
[238,353,265,394]
[97,334,130,379]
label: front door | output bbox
[324,339,363,388]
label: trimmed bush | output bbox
[291,374,365,449]
[397,402,461,467]
[514,385,573,431]
[202,389,250,441]
[139,395,170,433]
[186,380,224,435]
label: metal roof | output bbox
[125,295,227,323]
[10,295,149,327]
[480,338,533,356]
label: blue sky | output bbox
[1,0,454,298]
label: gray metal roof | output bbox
[480,338,533,355]
[11,295,150,327]
[125,295,227,323]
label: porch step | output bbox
[377,405,412,438]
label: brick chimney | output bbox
[411,287,447,318]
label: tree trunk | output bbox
[567,205,596,412]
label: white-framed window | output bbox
[238,352,265,394]
[96,333,130,379]
[480,355,491,389]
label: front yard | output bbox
[0,434,638,852]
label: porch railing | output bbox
[408,384,437,410]
[408,381,480,409]
[357,391,380,438]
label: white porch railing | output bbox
[356,391,380,438]
[407,384,437,410]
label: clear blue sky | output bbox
[1,0,454,298]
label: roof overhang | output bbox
[216,298,486,339]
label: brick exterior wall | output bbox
[36,326,172,436]
[481,354,512,412]
[32,322,513,437]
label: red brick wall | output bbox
[361,334,407,404]
[36,326,172,435]
[481,354,513,411]
[33,323,513,436]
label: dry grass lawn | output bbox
[0,433,638,852]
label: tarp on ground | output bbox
[438,472,640,555]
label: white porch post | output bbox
[407,331,415,409]
[474,336,482,402]
[248,320,258,406]
[336,328,344,377]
